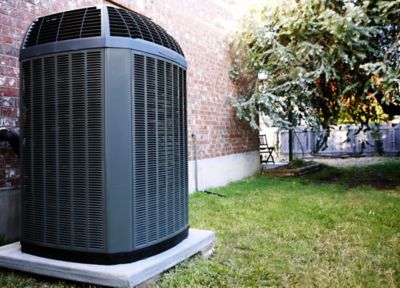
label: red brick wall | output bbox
[141,1,259,159]
[0,0,258,189]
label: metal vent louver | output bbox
[132,55,188,247]
[23,7,101,47]
[23,6,183,57]
[107,7,184,56]
[20,6,188,265]
[21,51,105,249]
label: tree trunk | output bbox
[289,128,293,162]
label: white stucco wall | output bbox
[188,151,260,193]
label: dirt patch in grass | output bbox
[307,161,400,191]
[363,178,400,190]
[286,159,317,169]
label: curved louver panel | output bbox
[107,7,184,56]
[23,7,101,47]
[22,6,184,57]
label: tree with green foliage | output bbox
[230,0,400,158]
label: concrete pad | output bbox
[0,228,215,288]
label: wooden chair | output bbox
[259,134,275,165]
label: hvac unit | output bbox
[20,5,188,264]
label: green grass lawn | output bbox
[1,161,399,287]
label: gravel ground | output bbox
[311,156,399,167]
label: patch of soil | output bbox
[264,163,320,177]
[311,166,400,191]
[286,159,316,169]
[313,170,343,183]
[347,178,400,191]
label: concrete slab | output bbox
[0,228,215,288]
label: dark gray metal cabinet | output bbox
[20,6,188,264]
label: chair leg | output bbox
[266,153,275,165]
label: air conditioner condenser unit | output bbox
[20,5,188,265]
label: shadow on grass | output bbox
[302,161,400,191]
[0,267,104,288]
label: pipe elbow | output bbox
[0,128,20,156]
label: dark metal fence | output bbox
[263,123,400,158]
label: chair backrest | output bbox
[259,134,269,147]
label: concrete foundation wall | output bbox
[0,189,20,242]
[188,151,260,193]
